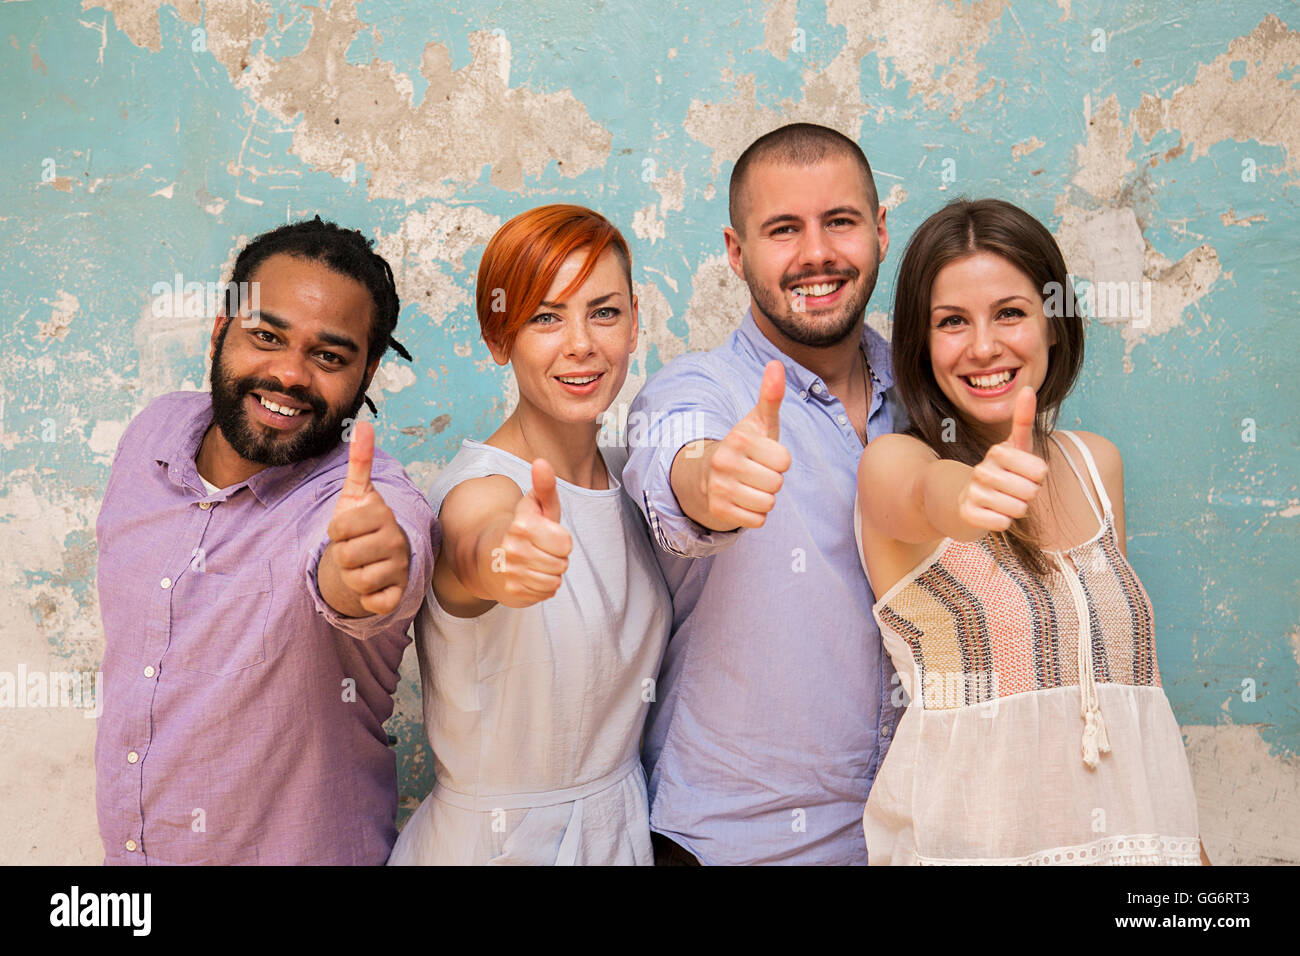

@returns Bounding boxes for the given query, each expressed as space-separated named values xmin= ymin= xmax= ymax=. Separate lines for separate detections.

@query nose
xmin=797 ymin=223 xmax=834 ymax=270
xmin=563 ymin=317 xmax=594 ymax=358
xmin=266 ymin=348 xmax=313 ymax=392
xmin=970 ymin=317 xmax=1003 ymax=361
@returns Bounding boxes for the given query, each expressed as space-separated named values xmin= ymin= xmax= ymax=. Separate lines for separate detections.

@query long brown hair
xmin=891 ymin=198 xmax=1085 ymax=575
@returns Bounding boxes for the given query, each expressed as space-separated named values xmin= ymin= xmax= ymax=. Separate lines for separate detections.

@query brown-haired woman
xmin=388 ymin=204 xmax=670 ymax=865
xmin=854 ymin=198 xmax=1208 ymax=865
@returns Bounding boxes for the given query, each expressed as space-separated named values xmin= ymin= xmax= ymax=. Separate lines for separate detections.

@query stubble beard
xmin=747 ymin=258 xmax=881 ymax=349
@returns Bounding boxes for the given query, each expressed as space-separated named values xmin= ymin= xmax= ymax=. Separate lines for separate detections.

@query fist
xmin=957 ymin=387 xmax=1049 ymax=532
xmin=704 ymin=360 xmax=792 ymax=529
xmin=326 ymin=420 xmax=411 ymax=616
xmin=495 ymin=458 xmax=573 ymax=607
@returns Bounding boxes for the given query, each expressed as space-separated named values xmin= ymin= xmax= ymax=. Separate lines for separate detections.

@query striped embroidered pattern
xmin=876 ymin=517 xmax=1159 ymax=711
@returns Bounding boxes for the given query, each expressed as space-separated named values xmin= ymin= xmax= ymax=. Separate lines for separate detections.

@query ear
xmin=723 ymin=226 xmax=746 ymax=282
xmin=361 ymin=356 xmax=381 ymax=394
xmin=875 ymin=205 xmax=890 ymax=263
xmin=209 ymin=314 xmax=232 ymax=361
xmin=484 ymin=333 xmax=511 ymax=367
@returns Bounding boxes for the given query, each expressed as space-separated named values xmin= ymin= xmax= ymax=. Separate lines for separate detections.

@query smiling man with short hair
xmin=95 ymin=218 xmax=436 ymax=864
xmin=624 ymin=123 xmax=904 ymax=865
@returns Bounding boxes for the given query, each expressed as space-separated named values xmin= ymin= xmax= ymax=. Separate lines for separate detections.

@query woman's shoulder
xmin=1060 ymin=430 xmax=1123 ymax=475
xmin=1058 ymin=430 xmax=1125 ymax=511
xmin=858 ymin=430 xmax=938 ymax=479
xmin=429 ymin=442 xmax=528 ymax=513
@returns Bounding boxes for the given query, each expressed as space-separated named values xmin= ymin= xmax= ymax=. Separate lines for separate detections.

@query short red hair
xmin=476 ymin=204 xmax=632 ymax=358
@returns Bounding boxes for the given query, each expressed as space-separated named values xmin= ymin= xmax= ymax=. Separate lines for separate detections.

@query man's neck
xmin=750 ymin=306 xmax=866 ymax=397
xmin=196 ymin=423 xmax=268 ymax=489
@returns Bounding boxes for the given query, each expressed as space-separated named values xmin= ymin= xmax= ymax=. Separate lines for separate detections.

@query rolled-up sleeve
xmin=623 ymin=355 xmax=746 ymax=560
xmin=302 ymin=463 xmax=438 ymax=640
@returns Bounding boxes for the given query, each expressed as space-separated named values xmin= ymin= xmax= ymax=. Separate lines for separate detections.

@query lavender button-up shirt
xmin=94 ymin=391 xmax=436 ymax=865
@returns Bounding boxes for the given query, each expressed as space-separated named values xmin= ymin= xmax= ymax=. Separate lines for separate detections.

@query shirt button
xmin=160 ymin=577 xmax=172 ymax=589
xmin=811 ymin=382 xmax=823 ymax=394
xmin=799 ymin=390 xmax=808 ymax=400
xmin=143 ymin=665 xmax=156 ymax=678
xmin=127 ymin=750 xmax=139 ymax=764
xmin=199 ymin=501 xmax=212 ymax=511
xmin=837 ymin=413 xmax=848 ymax=425
xmin=881 ymin=724 xmax=892 ymax=738
xmin=125 ymin=840 xmax=138 ymax=852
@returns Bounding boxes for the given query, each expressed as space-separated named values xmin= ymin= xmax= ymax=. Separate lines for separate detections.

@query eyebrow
xmin=538 ymin=291 xmax=623 ymax=309
xmin=758 ymin=206 xmax=866 ymax=231
xmin=930 ymin=294 xmax=1032 ymax=314
xmin=248 ymin=310 xmax=361 ymax=353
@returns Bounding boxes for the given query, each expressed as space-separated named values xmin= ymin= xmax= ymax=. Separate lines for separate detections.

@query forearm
xmin=669 ymin=440 xmax=736 ymax=532
xmin=919 ymin=458 xmax=987 ymax=542
xmin=455 ymin=513 xmax=516 ymax=604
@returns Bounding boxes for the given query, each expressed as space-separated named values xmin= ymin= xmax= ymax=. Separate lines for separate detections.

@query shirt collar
xmin=154 ymin=392 xmax=337 ymax=507
xmin=736 ymin=307 xmax=895 ymax=396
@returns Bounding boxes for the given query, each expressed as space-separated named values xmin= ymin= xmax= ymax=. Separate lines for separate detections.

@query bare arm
xmin=433 ymin=463 xmax=572 ymax=618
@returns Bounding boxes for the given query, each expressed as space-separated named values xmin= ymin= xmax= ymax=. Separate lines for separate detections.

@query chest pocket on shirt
xmin=167 ymin=558 xmax=272 ymax=676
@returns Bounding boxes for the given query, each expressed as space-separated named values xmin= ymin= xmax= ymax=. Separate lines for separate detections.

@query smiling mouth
xmin=790 ymin=279 xmax=847 ymax=299
xmin=961 ymin=369 xmax=1018 ymax=390
xmin=249 ymin=391 xmax=313 ymax=421
xmin=555 ymin=373 xmax=602 ymax=386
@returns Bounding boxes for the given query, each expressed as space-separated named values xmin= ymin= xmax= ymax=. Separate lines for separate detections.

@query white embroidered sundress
xmin=856 ymin=431 xmax=1201 ymax=865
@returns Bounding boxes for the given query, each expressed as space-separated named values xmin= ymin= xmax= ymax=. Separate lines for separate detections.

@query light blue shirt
xmin=623 ymin=309 xmax=902 ymax=865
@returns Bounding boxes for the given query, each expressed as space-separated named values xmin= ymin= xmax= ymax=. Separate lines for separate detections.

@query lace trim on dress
xmin=917 ymin=833 xmax=1201 ymax=866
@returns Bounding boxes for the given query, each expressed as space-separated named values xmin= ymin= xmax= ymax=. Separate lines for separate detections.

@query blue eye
xmin=530 ymin=313 xmax=559 ymax=325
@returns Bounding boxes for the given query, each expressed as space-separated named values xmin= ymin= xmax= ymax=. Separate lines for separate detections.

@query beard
xmin=747 ymin=258 xmax=880 ymax=349
xmin=209 ymin=326 xmax=366 ymax=467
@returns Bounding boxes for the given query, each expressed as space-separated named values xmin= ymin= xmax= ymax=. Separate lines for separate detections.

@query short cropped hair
xmin=475 ymin=204 xmax=632 ymax=359
xmin=728 ymin=123 xmax=880 ymax=232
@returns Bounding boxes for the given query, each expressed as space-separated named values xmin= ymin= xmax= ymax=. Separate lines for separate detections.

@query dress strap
xmin=1053 ymin=431 xmax=1112 ymax=519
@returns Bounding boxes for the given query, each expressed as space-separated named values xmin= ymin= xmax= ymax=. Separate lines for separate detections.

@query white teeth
xmin=966 ymin=370 xmax=1015 ymax=389
xmin=258 ymin=395 xmax=303 ymax=416
xmin=558 ymin=375 xmax=599 ymax=385
xmin=792 ymin=281 xmax=842 ymax=298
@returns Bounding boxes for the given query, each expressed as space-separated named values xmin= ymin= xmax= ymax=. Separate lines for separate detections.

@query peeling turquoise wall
xmin=2 ymin=0 xmax=1296 ymax=862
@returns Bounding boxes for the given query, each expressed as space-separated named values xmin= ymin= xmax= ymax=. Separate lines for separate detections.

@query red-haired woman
xmin=854 ymin=198 xmax=1207 ymax=865
xmin=388 ymin=205 xmax=670 ymax=865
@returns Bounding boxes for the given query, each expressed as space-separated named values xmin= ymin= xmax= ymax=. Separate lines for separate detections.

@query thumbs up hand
xmin=956 ymin=387 xmax=1049 ymax=533
xmin=324 ymin=420 xmax=411 ymax=616
xmin=700 ymin=360 xmax=793 ymax=530
xmin=495 ymin=458 xmax=573 ymax=607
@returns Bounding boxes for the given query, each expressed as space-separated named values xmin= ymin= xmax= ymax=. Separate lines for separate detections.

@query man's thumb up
xmin=752 ymin=360 xmax=786 ymax=441
xmin=335 ymin=419 xmax=375 ymax=513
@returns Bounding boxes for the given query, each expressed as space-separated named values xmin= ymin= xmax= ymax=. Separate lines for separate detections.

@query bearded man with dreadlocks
xmin=94 ymin=218 xmax=437 ymax=865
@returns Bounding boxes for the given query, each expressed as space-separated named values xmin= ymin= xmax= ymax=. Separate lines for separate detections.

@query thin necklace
xmin=857 ymin=347 xmax=870 ymax=444
xmin=516 ymin=413 xmax=607 ymax=489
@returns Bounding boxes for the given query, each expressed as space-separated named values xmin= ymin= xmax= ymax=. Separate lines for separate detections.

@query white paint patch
xmin=685 ymin=255 xmax=751 ymax=354
xmin=87 ymin=419 xmax=128 ymax=465
xmin=373 ymin=203 xmax=499 ymax=329
xmin=39 ymin=291 xmax=79 ymax=341
xmin=1182 ymin=723 xmax=1300 ymax=864
xmin=1072 ymin=94 xmax=1136 ymax=202
xmin=1011 ymin=135 xmax=1045 ymax=160
xmin=762 ymin=0 xmax=800 ymax=62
